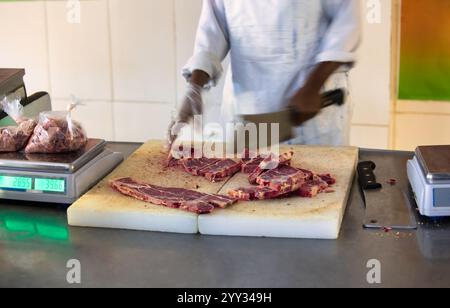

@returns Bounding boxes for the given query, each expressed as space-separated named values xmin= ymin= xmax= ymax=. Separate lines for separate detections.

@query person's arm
xmin=168 ymin=0 xmax=229 ymax=147
xmin=290 ymin=0 xmax=361 ymax=125
xmin=182 ymin=0 xmax=230 ymax=88
xmin=290 ymin=62 xmax=343 ymax=124
xmin=190 ymin=70 xmax=211 ymax=89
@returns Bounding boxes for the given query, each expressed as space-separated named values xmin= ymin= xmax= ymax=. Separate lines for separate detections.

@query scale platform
xmin=0 ymin=139 xmax=123 ymax=204
xmin=408 ymin=145 xmax=450 ymax=217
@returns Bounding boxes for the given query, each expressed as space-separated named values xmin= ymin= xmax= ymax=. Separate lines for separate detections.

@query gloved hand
xmin=167 ymin=83 xmax=204 ymax=149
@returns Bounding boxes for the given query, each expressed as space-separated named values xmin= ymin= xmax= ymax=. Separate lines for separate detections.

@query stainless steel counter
xmin=1 ymin=143 xmax=449 ymax=288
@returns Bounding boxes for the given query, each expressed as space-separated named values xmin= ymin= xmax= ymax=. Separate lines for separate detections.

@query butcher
xmin=169 ymin=0 xmax=361 ymax=146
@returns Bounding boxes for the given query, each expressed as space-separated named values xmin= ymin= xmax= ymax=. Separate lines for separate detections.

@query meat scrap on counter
xmin=110 ymin=177 xmax=237 ymax=214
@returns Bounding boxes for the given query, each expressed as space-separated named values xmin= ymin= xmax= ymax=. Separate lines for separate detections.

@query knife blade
xmin=357 ymin=161 xmax=417 ymax=230
xmin=240 ymin=89 xmax=345 ymax=142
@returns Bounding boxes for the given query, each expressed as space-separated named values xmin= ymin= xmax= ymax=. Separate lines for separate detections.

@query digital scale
xmin=0 ymin=139 xmax=123 ymax=204
xmin=408 ymin=145 xmax=450 ymax=217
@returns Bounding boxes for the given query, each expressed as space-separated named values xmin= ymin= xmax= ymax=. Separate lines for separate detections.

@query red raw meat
xmin=228 ymin=186 xmax=289 ymax=201
xmin=248 ymin=151 xmax=294 ymax=184
xmin=110 ymin=177 xmax=237 ymax=214
xmin=168 ymin=147 xmax=242 ymax=182
xmin=299 ymin=168 xmax=314 ymax=180
xmin=319 ymin=174 xmax=336 ymax=185
xmin=297 ymin=185 xmax=321 ymax=198
xmin=240 ymin=148 xmax=257 ymax=162
xmin=181 ymin=158 xmax=220 ymax=176
xmin=0 ymin=97 xmax=37 ymax=152
xmin=199 ymin=159 xmax=242 ymax=182
xmin=297 ymin=175 xmax=330 ymax=198
xmin=256 ymin=165 xmax=308 ymax=191
xmin=25 ymin=115 xmax=87 ymax=154
xmin=0 ymin=119 xmax=37 ymax=152
xmin=241 ymin=156 xmax=264 ymax=174
xmin=166 ymin=145 xmax=195 ymax=167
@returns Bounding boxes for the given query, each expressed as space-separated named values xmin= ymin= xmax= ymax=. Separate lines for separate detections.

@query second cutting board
xmin=199 ymin=146 xmax=358 ymax=239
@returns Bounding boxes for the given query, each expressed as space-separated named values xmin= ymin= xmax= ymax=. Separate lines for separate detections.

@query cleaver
xmin=240 ymin=89 xmax=345 ymax=143
xmin=357 ymin=161 xmax=417 ymax=230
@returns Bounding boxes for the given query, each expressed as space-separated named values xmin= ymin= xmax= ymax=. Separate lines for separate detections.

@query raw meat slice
xmin=299 ymin=168 xmax=314 ymax=180
xmin=256 ymin=165 xmax=308 ymax=191
xmin=199 ymin=194 xmax=238 ymax=208
xmin=180 ymin=158 xmax=220 ymax=176
xmin=248 ymin=151 xmax=294 ymax=184
xmin=228 ymin=186 xmax=285 ymax=201
xmin=166 ymin=145 xmax=195 ymax=167
xmin=199 ymin=159 xmax=242 ymax=182
xmin=110 ymin=177 xmax=237 ymax=214
xmin=297 ymin=184 xmax=321 ymax=198
xmin=167 ymin=147 xmax=242 ymax=182
xmin=319 ymin=174 xmax=336 ymax=185
xmin=258 ymin=151 xmax=294 ymax=170
xmin=240 ymin=148 xmax=257 ymax=163
xmin=179 ymin=201 xmax=215 ymax=214
xmin=297 ymin=175 xmax=330 ymax=198
xmin=241 ymin=156 xmax=264 ymax=174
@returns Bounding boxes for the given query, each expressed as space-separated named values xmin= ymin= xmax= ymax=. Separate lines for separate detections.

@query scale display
xmin=35 ymin=178 xmax=65 ymax=193
xmin=434 ymin=188 xmax=450 ymax=208
xmin=0 ymin=175 xmax=32 ymax=190
xmin=0 ymin=175 xmax=65 ymax=193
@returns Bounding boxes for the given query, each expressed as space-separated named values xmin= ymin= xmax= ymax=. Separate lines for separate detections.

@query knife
xmin=357 ymin=161 xmax=417 ymax=230
xmin=240 ymin=89 xmax=345 ymax=142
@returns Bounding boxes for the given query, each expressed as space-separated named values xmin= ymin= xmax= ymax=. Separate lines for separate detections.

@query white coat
xmin=183 ymin=0 xmax=361 ymax=146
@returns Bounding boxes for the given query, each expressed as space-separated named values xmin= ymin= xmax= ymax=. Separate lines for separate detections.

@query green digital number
xmin=0 ymin=176 xmax=32 ymax=190
xmin=34 ymin=178 xmax=65 ymax=193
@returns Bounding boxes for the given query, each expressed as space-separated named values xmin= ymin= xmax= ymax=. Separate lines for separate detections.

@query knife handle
xmin=357 ymin=161 xmax=382 ymax=190
xmin=321 ymin=89 xmax=345 ymax=108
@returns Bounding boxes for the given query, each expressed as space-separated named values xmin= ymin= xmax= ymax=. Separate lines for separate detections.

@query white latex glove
xmin=167 ymin=83 xmax=203 ymax=149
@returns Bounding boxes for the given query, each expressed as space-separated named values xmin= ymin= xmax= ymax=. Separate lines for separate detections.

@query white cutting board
xmin=67 ymin=141 xmax=226 ymax=234
xmin=199 ymin=146 xmax=358 ymax=239
xmin=68 ymin=141 xmax=358 ymax=239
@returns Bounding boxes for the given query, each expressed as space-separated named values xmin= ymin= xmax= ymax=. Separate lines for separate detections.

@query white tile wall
xmin=175 ymin=0 xmax=229 ymax=124
xmin=46 ymin=0 xmax=112 ymax=100
xmin=109 ymin=0 xmax=176 ymax=103
xmin=52 ymin=100 xmax=115 ymax=141
xmin=350 ymin=0 xmax=392 ymax=126
xmin=0 ymin=0 xmax=398 ymax=147
xmin=0 ymin=1 xmax=49 ymax=95
xmin=350 ymin=125 xmax=390 ymax=149
xmin=174 ymin=0 xmax=202 ymax=103
xmin=113 ymin=102 xmax=173 ymax=142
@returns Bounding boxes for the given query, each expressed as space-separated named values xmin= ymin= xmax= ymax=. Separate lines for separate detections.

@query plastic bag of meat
xmin=0 ymin=96 xmax=37 ymax=152
xmin=25 ymin=102 xmax=88 ymax=154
